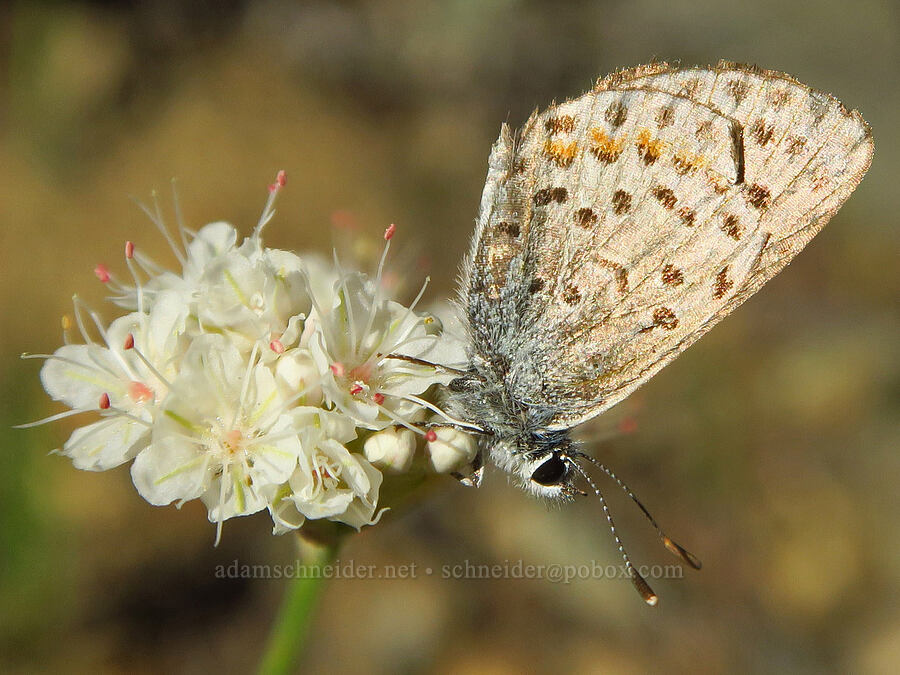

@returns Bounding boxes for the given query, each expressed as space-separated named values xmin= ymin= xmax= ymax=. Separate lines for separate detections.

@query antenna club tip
xmin=630 ymin=569 xmax=659 ymax=606
xmin=384 ymin=223 xmax=396 ymax=240
xmin=663 ymin=536 xmax=703 ymax=570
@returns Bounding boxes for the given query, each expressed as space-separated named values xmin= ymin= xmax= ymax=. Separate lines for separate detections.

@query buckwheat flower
xmin=32 ymin=291 xmax=187 ymax=470
xmin=131 ymin=334 xmax=302 ymax=542
xmin=109 ymin=220 xmax=240 ymax=313
xmin=133 ymin=223 xmax=314 ymax=356
xmin=306 ymin=227 xmax=461 ymax=432
xmin=267 ymin=407 xmax=382 ymax=533
xmin=111 ymin=178 xmax=313 ymax=359
xmin=204 ymin=234 xmax=316 ymax=333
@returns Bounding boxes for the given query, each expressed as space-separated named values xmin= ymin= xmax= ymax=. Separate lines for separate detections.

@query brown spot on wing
xmin=713 ymin=267 xmax=734 ymax=299
xmin=545 ymin=115 xmax=576 ymax=134
xmin=615 ymin=268 xmax=628 ymax=294
xmin=708 ymin=174 xmax=731 ymax=195
xmin=745 ymin=183 xmax=772 ymax=209
xmin=533 ymin=187 xmax=568 ymax=206
xmin=652 ymin=307 xmax=679 ymax=330
xmin=680 ymin=78 xmax=701 ymax=97
xmin=721 ymin=213 xmax=743 ymax=240
xmin=727 ymin=79 xmax=750 ymax=104
xmin=612 ymin=190 xmax=632 ymax=214
xmin=696 ymin=120 xmax=714 ymax=141
xmin=787 ymin=135 xmax=807 ymax=155
xmin=549 ymin=187 xmax=568 ymax=203
xmin=656 ymin=105 xmax=675 ymax=128
xmin=562 ymin=284 xmax=581 ymax=305
xmin=750 ymin=119 xmax=775 ymax=146
xmin=651 ymin=185 xmax=677 ymax=209
xmin=495 ymin=221 xmax=520 ymax=237
xmin=597 ymin=258 xmax=629 ymax=294
xmin=661 ymin=264 xmax=684 ymax=286
xmin=768 ymin=88 xmax=792 ymax=109
xmin=605 ymin=100 xmax=628 ymax=128
xmin=529 ymin=277 xmax=546 ymax=294
xmin=673 ymin=150 xmax=705 ymax=175
xmin=574 ymin=208 xmax=598 ymax=228
xmin=678 ymin=206 xmax=696 ymax=226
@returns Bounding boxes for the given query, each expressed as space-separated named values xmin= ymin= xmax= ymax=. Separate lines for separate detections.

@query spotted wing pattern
xmin=461 ymin=62 xmax=873 ymax=428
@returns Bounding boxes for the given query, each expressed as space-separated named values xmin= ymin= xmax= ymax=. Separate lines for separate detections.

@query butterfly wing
xmin=461 ymin=62 xmax=873 ymax=429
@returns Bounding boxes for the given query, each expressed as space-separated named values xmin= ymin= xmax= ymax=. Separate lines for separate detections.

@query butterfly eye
xmin=530 ymin=454 xmax=568 ymax=486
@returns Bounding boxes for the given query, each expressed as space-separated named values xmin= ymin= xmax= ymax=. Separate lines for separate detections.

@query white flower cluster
xmin=29 ymin=173 xmax=477 ymax=542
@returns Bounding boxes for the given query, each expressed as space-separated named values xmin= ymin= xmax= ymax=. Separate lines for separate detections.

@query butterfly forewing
xmin=463 ymin=62 xmax=872 ymax=429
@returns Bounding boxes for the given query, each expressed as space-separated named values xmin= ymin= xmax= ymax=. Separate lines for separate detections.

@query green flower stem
xmin=257 ymin=535 xmax=340 ymax=675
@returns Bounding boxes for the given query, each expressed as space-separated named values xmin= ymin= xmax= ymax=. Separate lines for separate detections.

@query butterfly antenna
xmin=567 ymin=459 xmax=659 ymax=606
xmin=571 ymin=451 xmax=701 ymax=570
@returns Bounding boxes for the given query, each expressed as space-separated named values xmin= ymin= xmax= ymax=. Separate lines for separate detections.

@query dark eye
xmin=530 ymin=455 xmax=567 ymax=486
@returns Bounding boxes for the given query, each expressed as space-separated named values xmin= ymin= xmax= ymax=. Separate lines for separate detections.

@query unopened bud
xmin=426 ymin=427 xmax=478 ymax=474
xmin=364 ymin=427 xmax=416 ymax=473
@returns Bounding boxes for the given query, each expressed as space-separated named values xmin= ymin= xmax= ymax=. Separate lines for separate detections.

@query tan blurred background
xmin=1 ymin=1 xmax=898 ymax=672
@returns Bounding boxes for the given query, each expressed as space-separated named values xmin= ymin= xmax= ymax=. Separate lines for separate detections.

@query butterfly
xmin=439 ymin=61 xmax=872 ymax=604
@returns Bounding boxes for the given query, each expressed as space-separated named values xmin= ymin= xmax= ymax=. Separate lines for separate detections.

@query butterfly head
xmin=490 ymin=432 xmax=583 ymax=500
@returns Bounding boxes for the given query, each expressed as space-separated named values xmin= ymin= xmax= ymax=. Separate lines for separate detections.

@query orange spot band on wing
xmin=589 ymin=128 xmax=624 ymax=162
xmin=636 ymin=128 xmax=665 ymax=165
xmin=543 ymin=140 xmax=579 ymax=167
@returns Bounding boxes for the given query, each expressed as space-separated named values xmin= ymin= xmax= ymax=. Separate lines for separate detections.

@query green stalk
xmin=257 ymin=537 xmax=338 ymax=675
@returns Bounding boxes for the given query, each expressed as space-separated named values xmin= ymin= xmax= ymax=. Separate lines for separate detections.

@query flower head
xmin=25 ymin=172 xmax=475 ymax=542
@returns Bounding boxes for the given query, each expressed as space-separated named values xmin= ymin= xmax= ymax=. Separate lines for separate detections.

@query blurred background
xmin=1 ymin=0 xmax=897 ymax=672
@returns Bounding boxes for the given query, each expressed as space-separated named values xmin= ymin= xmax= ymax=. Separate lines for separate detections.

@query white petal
xmin=249 ymin=421 xmax=302 ymax=486
xmin=40 ymin=344 xmax=126 ymax=410
xmin=185 ymin=222 xmax=238 ymax=275
xmin=293 ymin=488 xmax=354 ymax=520
xmin=245 ymin=364 xmax=282 ymax=431
xmin=280 ymin=314 xmax=306 ymax=348
xmin=418 ymin=302 xmax=469 ymax=368
xmin=64 ymin=417 xmax=150 ymax=471
xmin=198 ymin=252 xmax=265 ymax=329
xmin=201 ymin=472 xmax=268 ymax=521
xmin=333 ymin=461 xmax=384 ymax=529
xmin=146 ymin=290 xmax=189 ymax=354
xmin=268 ymin=486 xmax=306 ymax=534
xmin=131 ymin=435 xmax=209 ymax=506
